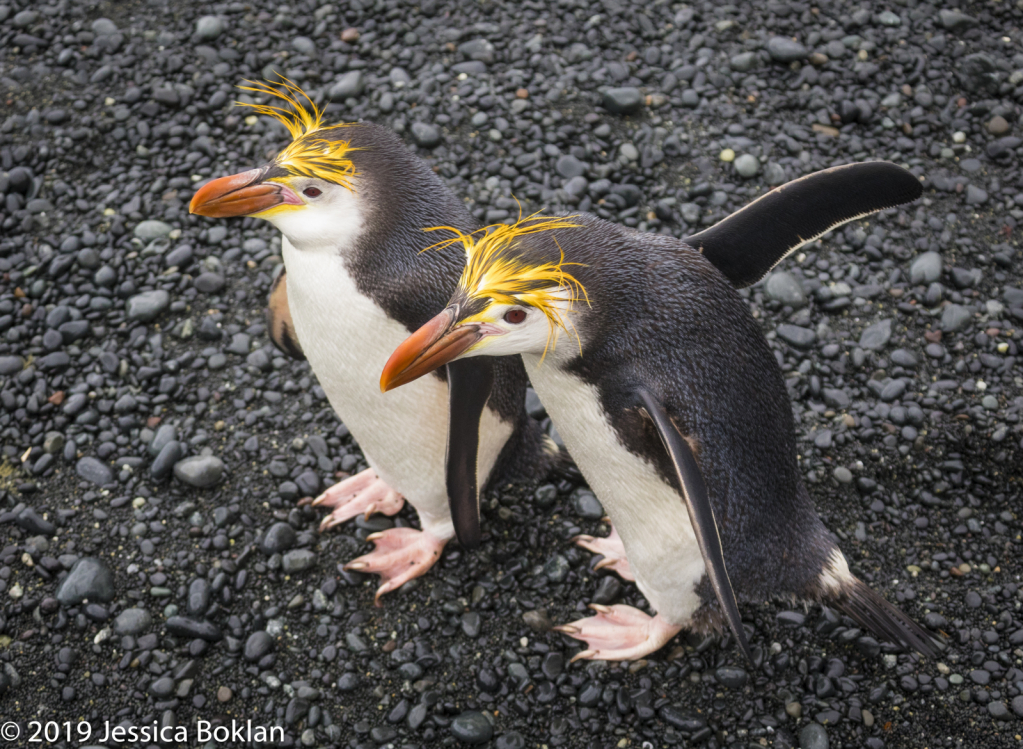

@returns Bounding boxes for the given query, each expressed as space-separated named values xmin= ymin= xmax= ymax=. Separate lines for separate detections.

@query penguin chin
xmin=264 ymin=187 xmax=364 ymax=253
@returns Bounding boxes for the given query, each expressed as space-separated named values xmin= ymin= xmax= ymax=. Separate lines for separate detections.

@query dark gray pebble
xmin=56 ymin=557 xmax=115 ymax=605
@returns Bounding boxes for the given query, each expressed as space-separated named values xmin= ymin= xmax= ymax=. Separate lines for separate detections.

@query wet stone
xmin=188 ymin=578 xmax=210 ymax=615
xmin=57 ymin=557 xmax=116 ymax=605
xmin=776 ymin=324 xmax=816 ymax=349
xmin=859 ymin=319 xmax=892 ymax=351
xmin=195 ymin=15 xmax=224 ymax=40
xmin=263 ymin=522 xmax=297 ymax=554
xmin=544 ymin=555 xmax=570 ymax=582
xmin=0 ymin=356 xmax=24 ymax=375
xmin=411 ymin=122 xmax=442 ymax=148
xmin=496 ymin=733 xmax=526 ymax=749
xmin=113 ymin=608 xmax=152 ymax=635
xmin=173 ymin=455 xmax=224 ymax=488
xmin=134 ymin=220 xmax=173 ymax=240
xmin=910 ymin=251 xmax=943 ymax=284
xmin=799 ymin=722 xmax=830 ymax=749
xmin=734 ymin=154 xmax=760 ymax=178
xmin=76 ymin=457 xmax=113 ymax=486
xmin=602 ymin=87 xmax=643 ymax=115
xmin=571 ymin=489 xmax=604 ymax=519
xmin=126 ymin=290 xmax=171 ymax=322
xmin=765 ymin=272 xmax=807 ymax=308
xmin=194 ymin=272 xmax=225 ymax=293
xmin=244 ymin=631 xmax=274 ymax=662
xmin=450 ymin=711 xmax=494 ymax=744
xmin=767 ymin=37 xmax=808 ymax=62
xmin=715 ymin=666 xmax=748 ymax=688
xmin=329 ymin=70 xmax=366 ymax=100
xmin=591 ymin=575 xmax=622 ymax=605
xmin=165 ymin=616 xmax=223 ymax=641
xmin=941 ymin=304 xmax=973 ymax=332
xmin=282 ymin=550 xmax=316 ymax=573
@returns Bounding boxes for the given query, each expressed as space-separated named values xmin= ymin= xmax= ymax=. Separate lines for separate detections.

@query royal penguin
xmin=380 ymin=162 xmax=939 ymax=661
xmin=190 ymin=80 xmax=561 ymax=602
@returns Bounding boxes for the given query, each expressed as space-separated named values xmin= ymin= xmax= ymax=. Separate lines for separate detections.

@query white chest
xmin=281 ymin=238 xmax=512 ymax=538
xmin=524 ymin=355 xmax=707 ymax=625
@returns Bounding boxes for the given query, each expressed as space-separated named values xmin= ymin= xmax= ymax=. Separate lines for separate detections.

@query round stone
xmin=450 ymin=711 xmax=493 ymax=744
xmin=173 ymin=455 xmax=224 ymax=488
xmin=113 ymin=608 xmax=152 ymax=635
xmin=329 ymin=70 xmax=366 ymax=100
xmin=76 ymin=457 xmax=113 ymax=486
xmin=765 ymin=271 xmax=807 ymax=308
xmin=767 ymin=37 xmax=808 ymax=62
xmin=244 ymin=631 xmax=274 ymax=662
xmin=833 ymin=467 xmax=853 ymax=483
xmin=714 ymin=666 xmax=748 ymax=689
xmin=126 ymin=290 xmax=171 ymax=322
xmin=133 ymin=220 xmax=173 ymax=240
xmin=734 ymin=154 xmax=760 ymax=178
xmin=194 ymin=272 xmax=225 ymax=295
xmin=601 ymin=87 xmax=643 ymax=115
xmin=195 ymin=15 xmax=225 ymax=40
xmin=411 ymin=122 xmax=442 ymax=148
xmin=798 ymin=722 xmax=829 ymax=749
xmin=262 ymin=522 xmax=298 ymax=554
xmin=571 ymin=489 xmax=604 ymax=520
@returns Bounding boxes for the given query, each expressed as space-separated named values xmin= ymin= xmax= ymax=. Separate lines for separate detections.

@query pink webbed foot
xmin=554 ymin=604 xmax=683 ymax=662
xmin=310 ymin=468 xmax=405 ymax=531
xmin=573 ymin=524 xmax=635 ymax=582
xmin=344 ymin=528 xmax=447 ymax=606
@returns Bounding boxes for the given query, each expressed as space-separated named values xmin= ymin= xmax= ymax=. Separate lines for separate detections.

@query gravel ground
xmin=2 ymin=0 xmax=1023 ymax=748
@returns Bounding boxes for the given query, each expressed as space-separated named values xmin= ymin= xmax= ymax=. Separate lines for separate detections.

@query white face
xmin=256 ymin=176 xmax=363 ymax=253
xmin=462 ymin=293 xmax=580 ymax=361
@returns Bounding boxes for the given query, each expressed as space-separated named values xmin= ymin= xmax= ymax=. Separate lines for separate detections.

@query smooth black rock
xmin=450 ymin=711 xmax=493 ymax=744
xmin=244 ymin=630 xmax=274 ymax=662
xmin=56 ymin=557 xmax=116 ymax=605
xmin=166 ymin=616 xmax=223 ymax=641
xmin=602 ymin=87 xmax=643 ymax=115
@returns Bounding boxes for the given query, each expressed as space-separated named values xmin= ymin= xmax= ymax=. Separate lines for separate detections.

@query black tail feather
xmin=833 ymin=577 xmax=942 ymax=658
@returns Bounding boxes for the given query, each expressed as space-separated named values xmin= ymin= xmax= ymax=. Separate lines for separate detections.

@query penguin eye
xmin=504 ymin=309 xmax=527 ymax=324
xmin=303 ymin=187 xmax=323 ymax=198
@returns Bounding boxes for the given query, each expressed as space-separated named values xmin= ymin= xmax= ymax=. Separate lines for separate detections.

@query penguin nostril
xmin=504 ymin=309 xmax=526 ymax=324
xmin=303 ymin=187 xmax=322 ymax=198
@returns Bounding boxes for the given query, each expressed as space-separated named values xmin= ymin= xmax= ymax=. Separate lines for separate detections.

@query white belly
xmin=525 ymin=355 xmax=706 ymax=626
xmin=283 ymin=238 xmax=513 ymax=539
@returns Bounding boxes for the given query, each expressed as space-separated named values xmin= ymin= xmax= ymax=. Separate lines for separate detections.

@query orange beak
xmin=380 ymin=308 xmax=483 ymax=392
xmin=189 ymin=168 xmax=302 ymax=217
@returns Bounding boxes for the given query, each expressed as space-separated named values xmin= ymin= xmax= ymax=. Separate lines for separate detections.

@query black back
xmin=521 ymin=215 xmax=835 ymax=602
xmin=336 ymin=124 xmax=552 ymax=483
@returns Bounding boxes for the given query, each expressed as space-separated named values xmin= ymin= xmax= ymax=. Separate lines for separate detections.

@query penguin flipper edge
xmin=636 ymin=388 xmax=753 ymax=665
xmin=445 ymin=358 xmax=495 ymax=550
xmin=685 ymin=161 xmax=923 ymax=288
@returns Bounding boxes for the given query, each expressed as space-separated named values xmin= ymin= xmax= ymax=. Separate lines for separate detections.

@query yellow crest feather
xmin=236 ymin=77 xmax=360 ymax=189
xmin=423 ymin=211 xmax=587 ymax=353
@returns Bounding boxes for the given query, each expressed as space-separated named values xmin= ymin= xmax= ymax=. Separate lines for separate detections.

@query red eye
xmin=303 ymin=187 xmax=322 ymax=198
xmin=504 ymin=309 xmax=526 ymax=324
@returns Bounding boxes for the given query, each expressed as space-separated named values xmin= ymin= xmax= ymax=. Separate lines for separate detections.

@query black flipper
xmin=636 ymin=388 xmax=753 ymax=665
xmin=445 ymin=358 xmax=495 ymax=550
xmin=833 ymin=577 xmax=942 ymax=657
xmin=685 ymin=162 xmax=923 ymax=288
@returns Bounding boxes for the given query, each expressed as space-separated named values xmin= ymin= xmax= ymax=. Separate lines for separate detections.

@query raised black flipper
xmin=267 ymin=269 xmax=306 ymax=360
xmin=685 ymin=162 xmax=923 ymax=288
xmin=445 ymin=358 xmax=495 ymax=550
xmin=636 ymin=387 xmax=753 ymax=665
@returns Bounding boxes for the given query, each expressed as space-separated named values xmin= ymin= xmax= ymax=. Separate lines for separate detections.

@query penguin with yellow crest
xmin=381 ymin=163 xmax=939 ymax=661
